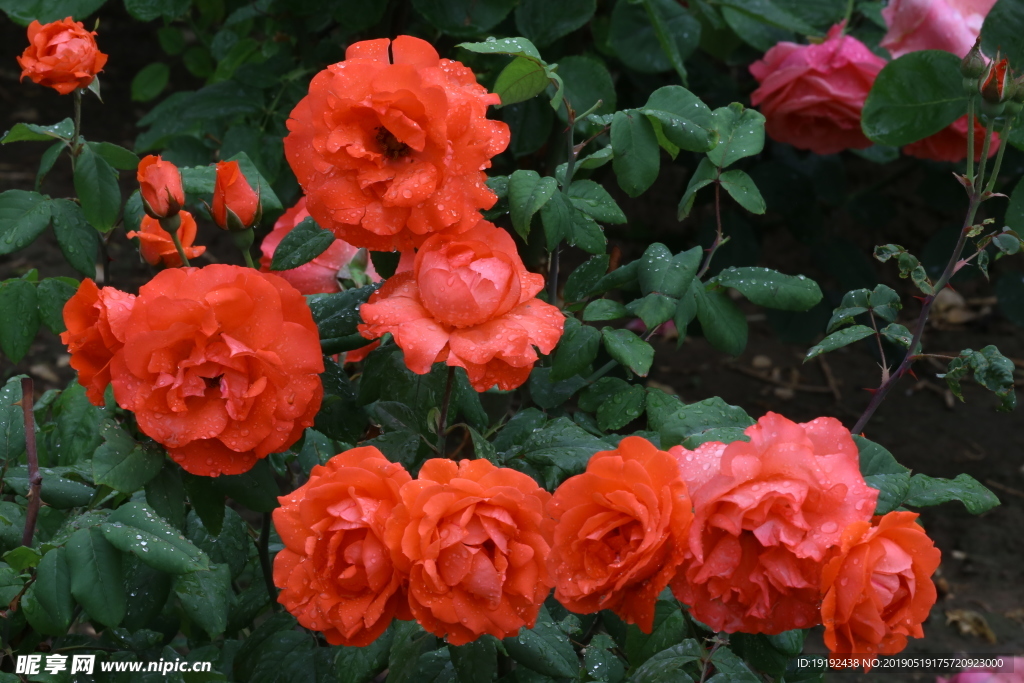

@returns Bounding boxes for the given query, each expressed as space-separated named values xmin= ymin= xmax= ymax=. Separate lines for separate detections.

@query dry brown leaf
xmin=945 ymin=609 xmax=998 ymax=643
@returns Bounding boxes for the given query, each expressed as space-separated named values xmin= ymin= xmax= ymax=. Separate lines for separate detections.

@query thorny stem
xmin=974 ymin=127 xmax=995 ymax=193
xmin=258 ymin=512 xmax=278 ymax=610
xmin=966 ymin=98 xmax=976 ymax=185
xmin=437 ymin=366 xmax=456 ymax=456
xmin=70 ymin=89 xmax=83 ymax=171
xmin=699 ymin=640 xmax=725 ymax=683
xmin=696 ymin=174 xmax=725 ymax=279
xmin=20 ymin=378 xmax=41 ymax=548
xmin=868 ymin=310 xmax=889 ymax=378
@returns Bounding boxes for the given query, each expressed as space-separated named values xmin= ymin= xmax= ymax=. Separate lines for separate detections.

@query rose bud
xmin=212 ymin=160 xmax=261 ymax=231
xmin=138 ymin=155 xmax=184 ymax=219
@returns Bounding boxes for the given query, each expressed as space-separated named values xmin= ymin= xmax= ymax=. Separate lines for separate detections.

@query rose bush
xmin=0 ymin=2 xmax=1018 ymax=681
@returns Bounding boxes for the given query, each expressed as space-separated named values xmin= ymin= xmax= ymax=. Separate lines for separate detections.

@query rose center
xmin=375 ymin=127 xmax=409 ymax=160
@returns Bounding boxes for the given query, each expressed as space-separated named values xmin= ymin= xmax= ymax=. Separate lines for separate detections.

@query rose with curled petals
xmin=18 ymin=18 xmax=107 ymax=95
xmin=273 ymin=446 xmax=413 ymax=646
xmin=383 ymin=458 xmax=554 ymax=645
xmin=61 ymin=279 xmax=136 ymax=405
xmin=669 ymin=412 xmax=878 ymax=634
xmin=358 ymin=221 xmax=563 ymax=391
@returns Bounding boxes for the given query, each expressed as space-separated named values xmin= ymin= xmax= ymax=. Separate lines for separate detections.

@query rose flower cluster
xmin=275 ymin=414 xmax=941 ymax=668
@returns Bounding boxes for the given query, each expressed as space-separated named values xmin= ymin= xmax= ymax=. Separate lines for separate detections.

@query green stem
xmin=696 ymin=172 xmax=725 ymax=279
xmin=984 ymin=120 xmax=1011 ymax=195
xmin=70 ymin=89 xmax=83 ymax=171
xmin=258 ymin=512 xmax=279 ymax=610
xmin=437 ymin=366 xmax=455 ymax=456
xmin=966 ymin=98 xmax=976 ymax=185
xmin=170 ymin=230 xmax=191 ymax=267
xmin=840 ymin=0 xmax=856 ymax=33
xmin=549 ymin=102 xmax=579 ymax=306
xmin=232 ymin=229 xmax=257 ymax=268
xmin=974 ymin=127 xmax=995 ymax=193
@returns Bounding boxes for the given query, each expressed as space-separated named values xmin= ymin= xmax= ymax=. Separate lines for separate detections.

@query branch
xmin=20 ymin=378 xmax=41 ymax=548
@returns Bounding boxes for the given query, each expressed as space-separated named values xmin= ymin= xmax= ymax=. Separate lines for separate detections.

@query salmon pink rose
xmin=358 ymin=221 xmax=563 ymax=391
xmin=138 ymin=155 xmax=184 ymax=219
xmin=383 ymin=458 xmax=554 ymax=645
xmin=750 ymin=25 xmax=885 ymax=155
xmin=669 ymin=412 xmax=878 ymax=634
xmin=547 ymin=436 xmax=693 ymax=632
xmin=903 ymin=115 xmax=999 ymax=163
xmin=259 ymin=197 xmax=379 ymax=295
xmin=108 ymin=265 xmax=323 ymax=476
xmin=61 ymin=279 xmax=136 ymax=405
xmin=821 ymin=511 xmax=941 ymax=669
xmin=18 ymin=18 xmax=107 ymax=95
xmin=881 ymin=0 xmax=997 ymax=58
xmin=273 ymin=446 xmax=413 ymax=646
xmin=284 ymin=35 xmax=509 ymax=251
xmin=127 ymin=211 xmax=205 ymax=268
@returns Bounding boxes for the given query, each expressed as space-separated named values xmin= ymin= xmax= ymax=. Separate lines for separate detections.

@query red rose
xmin=60 ymin=279 xmax=136 ymax=405
xmin=138 ymin=155 xmax=184 ymax=219
xmin=903 ymin=115 xmax=1000 ymax=162
xmin=17 ymin=18 xmax=107 ymax=95
xmin=212 ymin=161 xmax=260 ymax=230
xmin=383 ymin=458 xmax=554 ymax=645
xmin=881 ymin=0 xmax=996 ymax=58
xmin=127 ymin=211 xmax=205 ymax=268
xmin=258 ymin=197 xmax=379 ymax=295
xmin=547 ymin=436 xmax=693 ymax=632
xmin=669 ymin=413 xmax=878 ymax=634
xmin=821 ymin=511 xmax=941 ymax=669
xmin=358 ymin=221 xmax=563 ymax=391
xmin=107 ymin=265 xmax=323 ymax=476
xmin=750 ymin=25 xmax=886 ymax=155
xmin=273 ymin=446 xmax=413 ymax=646
xmin=284 ymin=35 xmax=510 ymax=251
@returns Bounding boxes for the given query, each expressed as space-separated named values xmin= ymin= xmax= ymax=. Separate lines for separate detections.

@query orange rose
xmin=17 ymin=18 xmax=107 ymax=95
xmin=212 ymin=161 xmax=260 ymax=230
xmin=273 ymin=446 xmax=413 ymax=646
xmin=138 ymin=155 xmax=184 ymax=219
xmin=106 ymin=265 xmax=323 ymax=476
xmin=547 ymin=436 xmax=693 ymax=632
xmin=358 ymin=221 xmax=563 ymax=391
xmin=821 ymin=511 xmax=941 ymax=669
xmin=127 ymin=211 xmax=205 ymax=268
xmin=284 ymin=35 xmax=510 ymax=251
xmin=258 ymin=197 xmax=379 ymax=295
xmin=60 ymin=279 xmax=135 ymax=405
xmin=383 ymin=458 xmax=554 ymax=645
xmin=670 ymin=413 xmax=879 ymax=634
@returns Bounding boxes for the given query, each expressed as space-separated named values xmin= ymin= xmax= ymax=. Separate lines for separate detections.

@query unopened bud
xmin=961 ymin=38 xmax=987 ymax=79
xmin=980 ymin=56 xmax=1010 ymax=104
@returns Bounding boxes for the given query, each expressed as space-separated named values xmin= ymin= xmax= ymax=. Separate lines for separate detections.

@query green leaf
xmin=647 ymin=391 xmax=754 ymax=448
xmin=804 ymin=325 xmax=875 ymax=361
xmin=213 ymin=459 xmax=280 ymax=512
xmin=52 ymin=381 xmax=104 ymax=464
xmin=583 ymin=299 xmax=628 ymax=321
xmin=695 ymin=286 xmax=748 ymax=356
xmin=540 ymin=192 xmax=607 ymax=254
xmin=450 ymin=636 xmax=498 ymax=683
xmin=388 ymin=621 xmax=436 ymax=683
xmin=145 ymin=463 xmax=186 ymax=529
xmin=0 ymin=189 xmax=52 ymax=255
xmin=627 ymin=293 xmax=677 ymax=330
xmin=336 ymin=625 xmax=394 ymax=683
xmin=861 ymin=51 xmax=966 ymax=146
xmin=50 ymin=199 xmax=98 ymax=278
xmin=508 ymin=170 xmax=558 ymax=239
xmin=186 ymin=507 xmax=250 ymax=580
xmin=602 ymin=328 xmax=655 ymax=376
xmin=412 ymin=0 xmax=515 ymax=36
xmin=631 ymin=640 xmax=703 ymax=682
xmin=565 ymin=255 xmax=610 ymax=303
xmin=558 ymin=54 xmax=617 ymax=124
xmin=997 ymin=271 xmax=1024 ymax=327
xmin=719 ymin=169 xmax=766 ymax=214
xmin=568 ymin=180 xmax=626 ymax=224
xmin=515 ymin=0 xmax=596 ymax=47
xmin=516 ymin=417 xmax=606 ymax=488
xmin=174 ymin=563 xmax=232 ymax=637
xmin=584 ymin=634 xmax=626 ymax=683
xmin=624 ymin=599 xmax=689 ymax=666
xmin=903 ymin=473 xmax=1000 ymax=514
xmin=494 ymin=56 xmax=550 ymax=107
xmin=609 ymin=0 xmax=701 ymax=74
xmin=551 ymin=318 xmax=601 ymax=381
xmin=855 ymin=435 xmax=911 ymax=515
xmin=716 ymin=0 xmax=818 ymax=34
xmin=612 ymin=110 xmax=661 ymax=197
xmin=715 ymin=267 xmax=822 ymax=311
xmin=87 ymin=141 xmax=140 ymax=170
xmin=0 ymin=279 xmax=39 ymax=362
xmin=66 ymin=526 xmax=126 ymax=628
xmin=106 ymin=501 xmax=210 ymax=573
xmin=92 ymin=420 xmax=165 ymax=493
xmin=940 ymin=345 xmax=1017 ymax=411
xmin=1 ymin=119 xmax=73 ymax=143
xmin=458 ymin=37 xmax=542 ymax=60
xmin=270 ymin=217 xmax=335 ymax=271
xmin=36 ymin=141 xmax=65 ymax=191
xmin=710 ymin=646 xmax=761 ymax=682
xmin=308 ymin=285 xmax=378 ymax=354
xmin=678 ymin=157 xmax=718 ymax=219
xmin=981 ymin=0 xmax=1024 ymax=71
xmin=504 ymin=605 xmax=578 ymax=678
xmin=124 ymin=0 xmax=190 ymax=21
xmin=880 ymin=322 xmax=913 ymax=348
xmin=74 ymin=144 xmax=121 ymax=231
xmin=3 ymin=546 xmax=41 ymax=571
xmin=0 ymin=376 xmax=26 ymax=464
xmin=596 ymin=384 xmax=647 ymax=431
xmin=528 ymin=367 xmax=588 ymax=410
xmin=5 ymin=466 xmax=95 ymax=508
xmin=706 ymin=103 xmax=766 ymax=168
xmin=638 ymin=244 xmax=702 ymax=298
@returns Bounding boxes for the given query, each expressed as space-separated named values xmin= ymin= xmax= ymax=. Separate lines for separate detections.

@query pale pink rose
xmin=259 ymin=197 xmax=379 ymax=295
xmin=881 ymin=0 xmax=997 ymax=58
xmin=937 ymin=658 xmax=1024 ymax=683
xmin=750 ymin=25 xmax=886 ymax=155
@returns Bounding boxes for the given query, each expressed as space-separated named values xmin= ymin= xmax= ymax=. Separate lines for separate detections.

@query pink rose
xmin=750 ymin=25 xmax=886 ymax=155
xmin=881 ymin=0 xmax=997 ymax=59
xmin=259 ymin=197 xmax=379 ymax=295
xmin=937 ymin=658 xmax=1024 ymax=683
xmin=903 ymin=115 xmax=999 ymax=163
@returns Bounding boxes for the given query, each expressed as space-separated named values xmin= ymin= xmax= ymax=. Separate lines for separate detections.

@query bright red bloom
xmin=258 ymin=197 xmax=379 ymax=295
xmin=107 ymin=265 xmax=323 ymax=476
xmin=903 ymin=115 xmax=1000 ymax=162
xmin=127 ymin=211 xmax=205 ymax=268
xmin=284 ymin=35 xmax=510 ymax=251
xmin=821 ymin=511 xmax=941 ymax=669
xmin=383 ymin=458 xmax=554 ymax=645
xmin=17 ymin=18 xmax=107 ymax=95
xmin=138 ymin=155 xmax=184 ymax=219
xmin=212 ymin=161 xmax=260 ymax=230
xmin=273 ymin=446 xmax=413 ymax=646
xmin=750 ymin=25 xmax=886 ymax=155
xmin=358 ymin=221 xmax=563 ymax=391
xmin=547 ymin=436 xmax=693 ymax=632
xmin=60 ymin=279 xmax=136 ymax=405
xmin=669 ymin=413 xmax=878 ymax=634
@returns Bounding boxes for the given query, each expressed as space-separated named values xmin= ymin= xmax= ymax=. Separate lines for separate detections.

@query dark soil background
xmin=1 ymin=7 xmax=1022 ymax=683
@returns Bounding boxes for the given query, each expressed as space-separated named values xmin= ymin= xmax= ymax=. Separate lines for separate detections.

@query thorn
xmin=907 ymin=368 xmax=918 ymax=380
xmin=863 ymin=387 xmax=877 ymax=395
xmin=945 ymin=281 xmax=957 ymax=291
xmin=912 ymin=295 xmax=928 ymax=303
